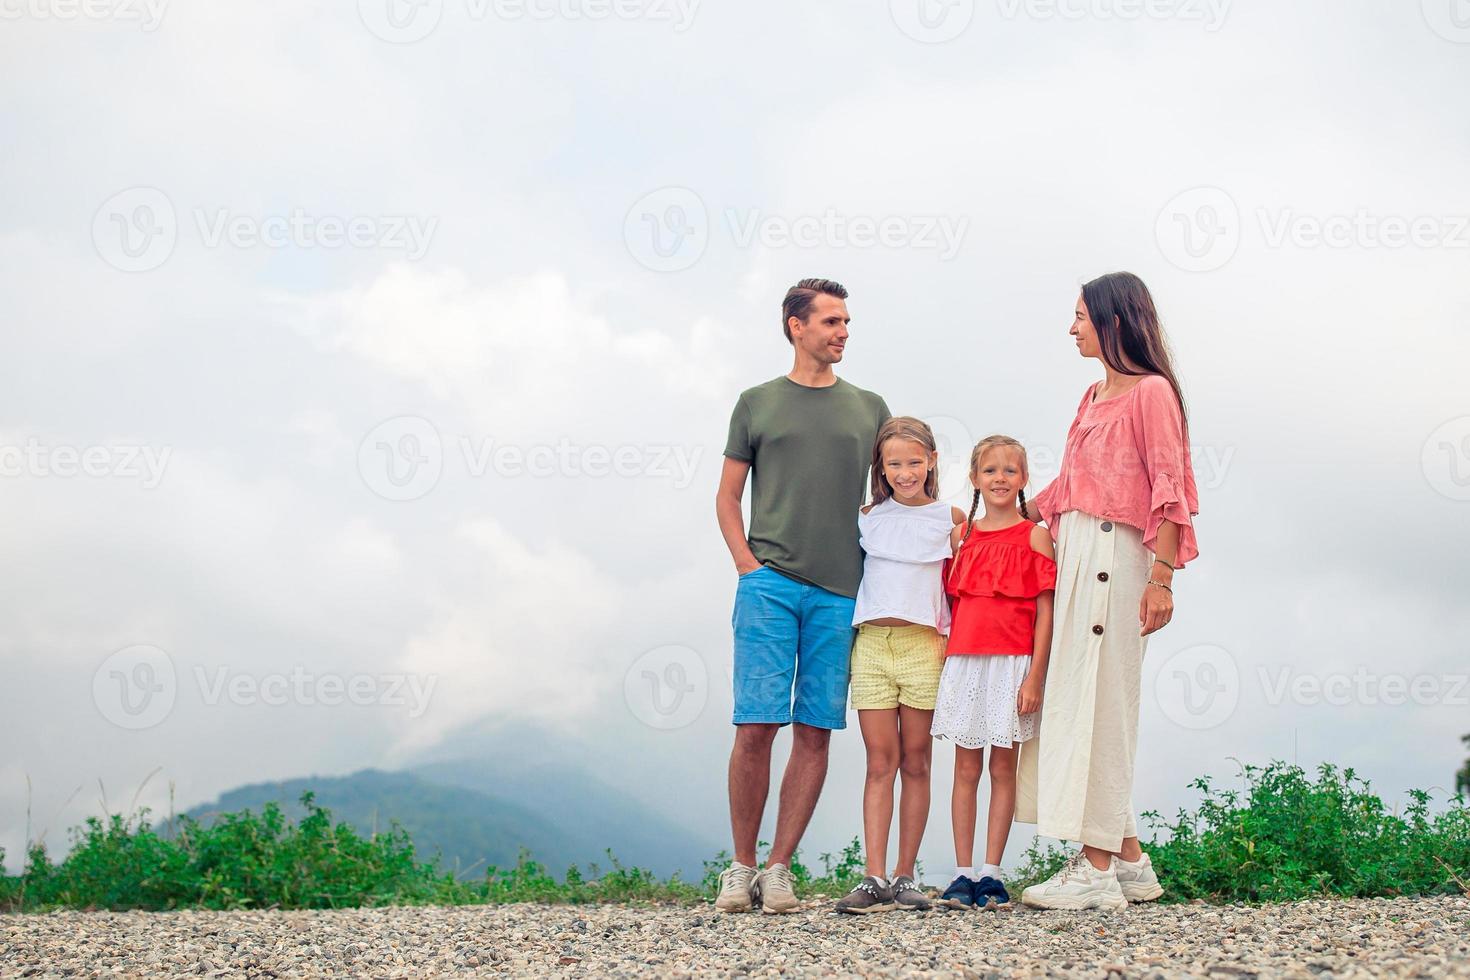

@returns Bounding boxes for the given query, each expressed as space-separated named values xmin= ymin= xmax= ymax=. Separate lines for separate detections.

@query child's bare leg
xmin=892 ymin=705 xmax=933 ymax=879
xmin=857 ymin=708 xmax=900 ymax=878
xmin=984 ymin=744 xmax=1018 ymax=866
xmin=951 ymin=746 xmax=984 ymax=868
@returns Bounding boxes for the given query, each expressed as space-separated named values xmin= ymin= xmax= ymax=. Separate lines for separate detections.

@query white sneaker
xmin=1114 ymin=852 xmax=1164 ymax=902
xmin=715 ymin=862 xmax=757 ymax=912
xmin=1020 ymin=852 xmax=1128 ymax=911
xmin=753 ymin=862 xmax=801 ymax=914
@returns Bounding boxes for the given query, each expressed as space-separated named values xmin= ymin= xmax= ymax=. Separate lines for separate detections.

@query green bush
xmin=5 ymin=761 xmax=1466 ymax=911
xmin=1012 ymin=761 xmax=1470 ymax=902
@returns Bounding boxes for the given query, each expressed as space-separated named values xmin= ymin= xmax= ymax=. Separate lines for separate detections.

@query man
xmin=713 ymin=278 xmax=891 ymax=913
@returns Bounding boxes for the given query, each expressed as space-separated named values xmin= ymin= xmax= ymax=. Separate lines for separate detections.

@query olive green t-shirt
xmin=724 ymin=376 xmax=891 ymax=598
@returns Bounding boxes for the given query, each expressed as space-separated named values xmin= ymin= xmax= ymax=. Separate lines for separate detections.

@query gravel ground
xmin=4 ymin=895 xmax=1468 ymax=978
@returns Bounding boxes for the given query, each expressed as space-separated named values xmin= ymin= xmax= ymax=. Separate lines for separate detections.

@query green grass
xmin=3 ymin=762 xmax=1466 ymax=912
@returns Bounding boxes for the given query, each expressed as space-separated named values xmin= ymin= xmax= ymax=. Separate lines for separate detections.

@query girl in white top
xmin=835 ymin=417 xmax=967 ymax=914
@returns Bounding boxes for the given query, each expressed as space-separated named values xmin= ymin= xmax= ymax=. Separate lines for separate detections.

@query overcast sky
xmin=3 ymin=0 xmax=1468 ymax=875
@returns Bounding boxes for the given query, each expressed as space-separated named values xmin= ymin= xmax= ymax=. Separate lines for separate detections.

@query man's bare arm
xmin=716 ymin=457 xmax=762 ymax=574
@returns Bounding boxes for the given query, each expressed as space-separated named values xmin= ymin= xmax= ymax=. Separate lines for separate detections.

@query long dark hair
xmin=1081 ymin=272 xmax=1188 ymax=433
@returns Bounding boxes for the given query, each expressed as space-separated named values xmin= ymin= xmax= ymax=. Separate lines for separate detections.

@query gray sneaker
xmin=890 ymin=875 xmax=932 ymax=911
xmin=834 ymin=875 xmax=897 ymax=914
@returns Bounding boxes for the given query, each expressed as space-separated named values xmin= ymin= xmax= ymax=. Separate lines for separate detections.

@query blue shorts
xmin=731 ymin=565 xmax=856 ymax=730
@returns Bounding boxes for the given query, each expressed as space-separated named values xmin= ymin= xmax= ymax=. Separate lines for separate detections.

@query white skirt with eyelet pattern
xmin=929 ymin=653 xmax=1037 ymax=749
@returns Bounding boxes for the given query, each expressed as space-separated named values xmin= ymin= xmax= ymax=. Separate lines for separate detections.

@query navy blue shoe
xmin=940 ymin=875 xmax=979 ymax=909
xmin=973 ymin=875 xmax=1011 ymax=909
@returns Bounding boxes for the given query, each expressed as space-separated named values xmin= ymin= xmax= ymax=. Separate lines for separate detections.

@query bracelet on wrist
xmin=1147 ymin=579 xmax=1173 ymax=593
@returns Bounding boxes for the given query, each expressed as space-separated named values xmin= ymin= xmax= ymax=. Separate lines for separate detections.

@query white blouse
xmin=851 ymin=497 xmax=954 ymax=633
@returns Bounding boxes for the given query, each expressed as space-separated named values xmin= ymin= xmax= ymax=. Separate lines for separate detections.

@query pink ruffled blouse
xmin=1032 ymin=375 xmax=1200 ymax=567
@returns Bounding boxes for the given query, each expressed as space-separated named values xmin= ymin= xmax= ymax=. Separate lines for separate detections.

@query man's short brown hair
xmin=781 ymin=278 xmax=849 ymax=344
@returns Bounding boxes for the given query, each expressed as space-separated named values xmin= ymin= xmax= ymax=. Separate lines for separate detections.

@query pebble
xmin=2 ymin=895 xmax=1468 ymax=977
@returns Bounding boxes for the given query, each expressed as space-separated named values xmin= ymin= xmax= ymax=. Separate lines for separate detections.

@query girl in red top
xmin=931 ymin=435 xmax=1057 ymax=910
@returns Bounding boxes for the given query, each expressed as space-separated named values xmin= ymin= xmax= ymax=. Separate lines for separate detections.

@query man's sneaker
xmin=753 ymin=863 xmax=801 ymax=914
xmin=1020 ymin=852 xmax=1128 ymax=911
xmin=834 ymin=875 xmax=896 ymax=914
xmin=939 ymin=875 xmax=979 ymax=910
xmin=1114 ymin=852 xmax=1164 ymax=903
xmin=973 ymin=875 xmax=1011 ymax=909
xmin=890 ymin=875 xmax=931 ymax=911
xmin=714 ymin=861 xmax=757 ymax=913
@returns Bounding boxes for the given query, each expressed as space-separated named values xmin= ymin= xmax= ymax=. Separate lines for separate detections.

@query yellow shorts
xmin=849 ymin=624 xmax=944 ymax=711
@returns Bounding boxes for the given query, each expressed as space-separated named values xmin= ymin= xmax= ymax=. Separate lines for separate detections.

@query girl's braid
xmin=959 ymin=487 xmax=980 ymax=550
xmin=948 ymin=487 xmax=982 ymax=589
xmin=1017 ymin=486 xmax=1028 ymax=521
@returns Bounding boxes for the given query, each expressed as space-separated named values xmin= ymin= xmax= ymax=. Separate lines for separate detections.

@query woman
xmin=1016 ymin=271 xmax=1200 ymax=911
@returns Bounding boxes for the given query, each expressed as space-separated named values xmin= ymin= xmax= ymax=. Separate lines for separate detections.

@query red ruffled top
xmin=944 ymin=519 xmax=1057 ymax=656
